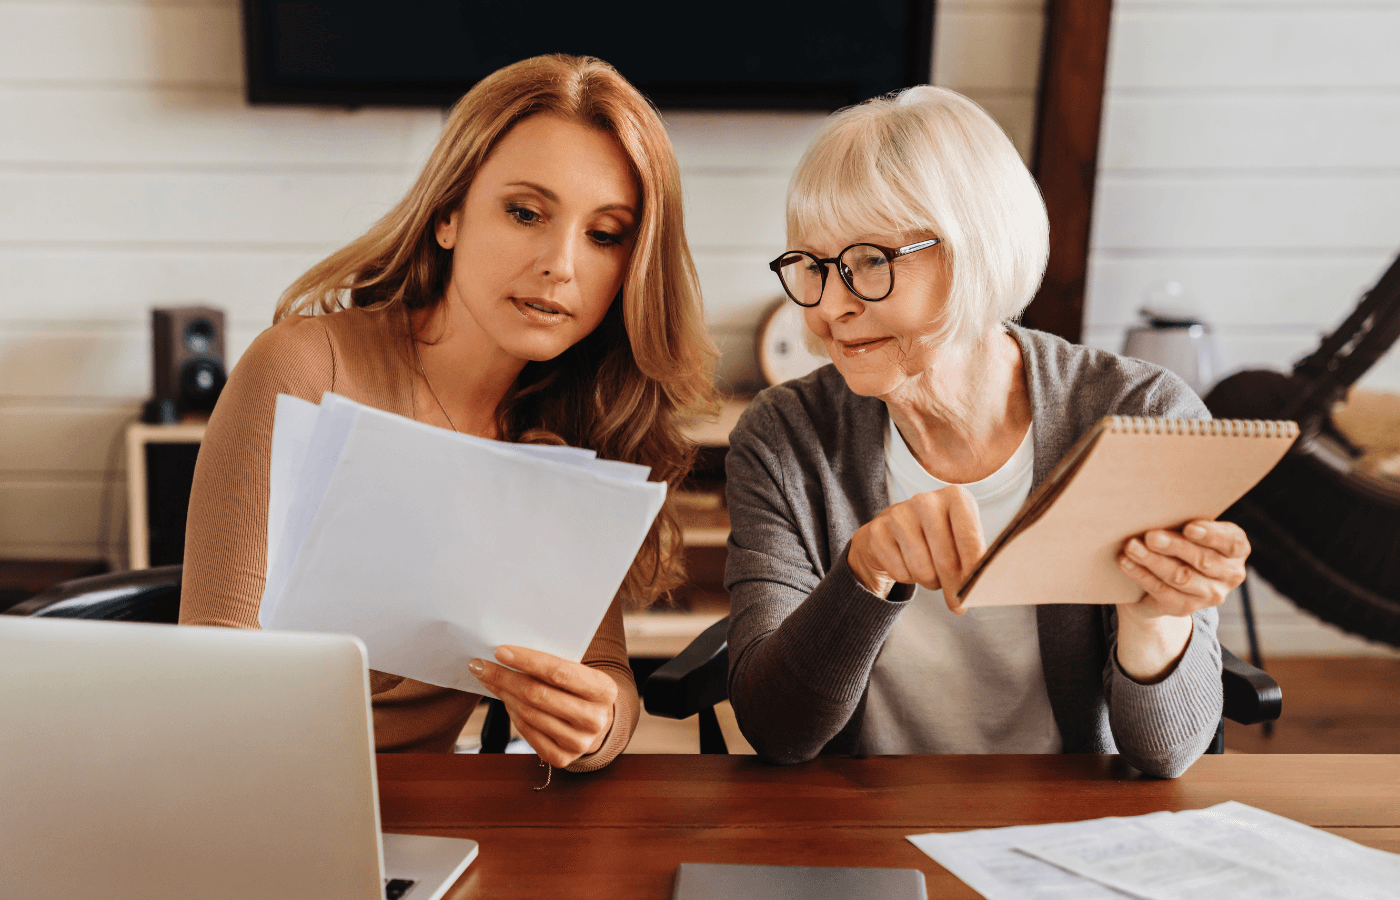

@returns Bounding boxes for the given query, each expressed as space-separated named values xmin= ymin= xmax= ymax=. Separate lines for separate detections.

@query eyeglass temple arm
xmin=894 ymin=238 xmax=941 ymax=257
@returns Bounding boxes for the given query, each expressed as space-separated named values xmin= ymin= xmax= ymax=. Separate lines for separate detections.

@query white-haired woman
xmin=724 ymin=87 xmax=1247 ymax=778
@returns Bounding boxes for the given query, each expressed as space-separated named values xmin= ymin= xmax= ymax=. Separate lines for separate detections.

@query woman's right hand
xmin=846 ymin=485 xmax=986 ymax=610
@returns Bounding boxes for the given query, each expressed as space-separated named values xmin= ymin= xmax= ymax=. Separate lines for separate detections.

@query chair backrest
xmin=2 ymin=565 xmax=182 ymax=623
xmin=643 ymin=617 xmax=730 ymax=753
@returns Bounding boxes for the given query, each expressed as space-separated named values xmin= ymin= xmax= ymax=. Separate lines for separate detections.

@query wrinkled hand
xmin=847 ymin=485 xmax=986 ymax=611
xmin=1117 ymin=519 xmax=1249 ymax=619
xmin=1114 ymin=519 xmax=1250 ymax=682
xmin=468 ymin=646 xmax=618 ymax=768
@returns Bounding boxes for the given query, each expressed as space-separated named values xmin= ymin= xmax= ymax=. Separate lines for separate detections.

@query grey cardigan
xmin=723 ymin=325 xmax=1224 ymax=778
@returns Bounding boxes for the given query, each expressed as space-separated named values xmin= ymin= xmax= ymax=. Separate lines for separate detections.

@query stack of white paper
xmin=909 ymin=801 xmax=1400 ymax=900
xmin=258 ymin=392 xmax=667 ymax=699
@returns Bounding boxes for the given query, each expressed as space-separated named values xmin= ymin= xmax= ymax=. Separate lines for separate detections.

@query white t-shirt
xmin=854 ymin=418 xmax=1063 ymax=754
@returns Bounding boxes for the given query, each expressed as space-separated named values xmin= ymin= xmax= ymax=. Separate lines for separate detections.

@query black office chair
xmin=642 ymin=616 xmax=1282 ymax=756
xmin=2 ymin=565 xmax=183 ymax=622
xmin=2 ymin=564 xmax=516 ymax=753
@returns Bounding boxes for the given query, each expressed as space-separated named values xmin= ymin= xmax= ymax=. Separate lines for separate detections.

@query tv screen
xmin=242 ymin=0 xmax=935 ymax=109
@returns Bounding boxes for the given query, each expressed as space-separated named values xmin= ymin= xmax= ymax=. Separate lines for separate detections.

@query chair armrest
xmin=642 ymin=616 xmax=729 ymax=720
xmin=1220 ymin=646 xmax=1282 ymax=725
xmin=3 ymin=565 xmax=182 ymax=624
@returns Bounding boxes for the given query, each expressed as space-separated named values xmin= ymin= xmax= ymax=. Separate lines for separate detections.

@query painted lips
xmin=512 ymin=297 xmax=569 ymax=324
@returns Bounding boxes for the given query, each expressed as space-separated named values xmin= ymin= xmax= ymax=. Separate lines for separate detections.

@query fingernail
xmin=495 ymin=646 xmax=515 ymax=664
xmin=1127 ymin=539 xmax=1147 ymax=559
xmin=1147 ymin=531 xmax=1170 ymax=550
xmin=1185 ymin=523 xmax=1207 ymax=540
xmin=467 ymin=658 xmax=486 ymax=676
xmin=1119 ymin=555 xmax=1137 ymax=571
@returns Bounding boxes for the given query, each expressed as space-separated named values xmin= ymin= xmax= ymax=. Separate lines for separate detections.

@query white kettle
xmin=1122 ymin=308 xmax=1223 ymax=397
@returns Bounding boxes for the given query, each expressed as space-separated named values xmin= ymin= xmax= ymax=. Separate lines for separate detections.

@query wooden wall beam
xmin=1023 ymin=0 xmax=1114 ymax=343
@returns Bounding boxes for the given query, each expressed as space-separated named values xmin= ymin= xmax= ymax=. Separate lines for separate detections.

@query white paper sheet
xmin=258 ymin=393 xmax=666 ymax=697
xmin=260 ymin=393 xmax=359 ymax=628
xmin=909 ymin=802 xmax=1400 ymax=900
xmin=260 ymin=394 xmax=319 ymax=627
xmin=1172 ymin=802 xmax=1400 ymax=895
xmin=1018 ymin=802 xmax=1400 ymax=900
xmin=906 ymin=819 xmax=1140 ymax=900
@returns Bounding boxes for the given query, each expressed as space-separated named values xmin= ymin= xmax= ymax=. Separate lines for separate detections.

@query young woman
xmin=180 ymin=55 xmax=715 ymax=771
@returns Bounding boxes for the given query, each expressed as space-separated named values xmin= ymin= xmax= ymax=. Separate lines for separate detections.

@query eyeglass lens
xmin=776 ymin=244 xmax=893 ymax=307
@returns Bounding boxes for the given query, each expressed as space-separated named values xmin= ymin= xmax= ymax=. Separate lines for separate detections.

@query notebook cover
xmin=956 ymin=417 xmax=1298 ymax=608
xmin=671 ymin=862 xmax=927 ymax=900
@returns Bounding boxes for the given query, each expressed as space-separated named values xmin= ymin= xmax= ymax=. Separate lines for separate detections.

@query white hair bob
xmin=786 ymin=86 xmax=1050 ymax=348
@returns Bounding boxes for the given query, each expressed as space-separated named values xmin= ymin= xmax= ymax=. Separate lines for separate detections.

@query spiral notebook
xmin=955 ymin=416 xmax=1299 ymax=608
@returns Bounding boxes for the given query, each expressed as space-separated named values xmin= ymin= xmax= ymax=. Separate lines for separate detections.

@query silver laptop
xmin=0 ymin=616 xmax=477 ymax=900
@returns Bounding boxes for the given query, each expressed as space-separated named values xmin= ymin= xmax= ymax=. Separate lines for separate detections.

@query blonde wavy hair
xmin=788 ymin=86 xmax=1049 ymax=348
xmin=275 ymin=55 xmax=717 ymax=607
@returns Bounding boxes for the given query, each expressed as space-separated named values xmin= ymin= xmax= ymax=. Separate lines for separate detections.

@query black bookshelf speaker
xmin=149 ymin=306 xmax=226 ymax=420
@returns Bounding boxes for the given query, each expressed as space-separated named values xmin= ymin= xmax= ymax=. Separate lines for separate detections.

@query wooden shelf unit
xmin=126 ymin=421 xmax=207 ymax=571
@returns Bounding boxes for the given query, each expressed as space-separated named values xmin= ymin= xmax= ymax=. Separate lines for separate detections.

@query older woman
xmin=724 ymin=87 xmax=1245 ymax=778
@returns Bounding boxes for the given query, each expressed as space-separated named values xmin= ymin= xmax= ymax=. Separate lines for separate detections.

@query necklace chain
xmin=412 ymin=337 xmax=459 ymax=434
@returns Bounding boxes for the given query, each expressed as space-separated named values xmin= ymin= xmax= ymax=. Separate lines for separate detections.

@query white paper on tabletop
xmin=907 ymin=817 xmax=1140 ymax=900
xmin=1019 ymin=802 xmax=1400 ymax=900
xmin=260 ymin=394 xmax=666 ymax=698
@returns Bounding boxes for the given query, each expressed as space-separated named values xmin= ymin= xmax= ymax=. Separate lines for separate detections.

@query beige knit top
xmin=179 ymin=305 xmax=638 ymax=769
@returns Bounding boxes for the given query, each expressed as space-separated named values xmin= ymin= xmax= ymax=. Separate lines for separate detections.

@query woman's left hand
xmin=1114 ymin=519 xmax=1250 ymax=681
xmin=1118 ymin=519 xmax=1249 ymax=618
xmin=468 ymin=646 xmax=618 ymax=768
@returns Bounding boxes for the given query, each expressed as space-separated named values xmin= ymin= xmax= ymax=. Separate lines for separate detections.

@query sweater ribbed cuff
xmin=1110 ymin=614 xmax=1223 ymax=770
xmin=771 ymin=545 xmax=912 ymax=705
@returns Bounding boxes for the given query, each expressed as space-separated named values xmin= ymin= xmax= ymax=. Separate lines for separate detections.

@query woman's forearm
xmin=1106 ymin=609 xmax=1224 ymax=778
xmin=728 ymin=549 xmax=907 ymax=763
xmin=1114 ymin=609 xmax=1193 ymax=683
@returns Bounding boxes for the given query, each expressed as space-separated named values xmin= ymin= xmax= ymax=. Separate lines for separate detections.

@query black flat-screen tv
xmin=242 ymin=1 xmax=935 ymax=109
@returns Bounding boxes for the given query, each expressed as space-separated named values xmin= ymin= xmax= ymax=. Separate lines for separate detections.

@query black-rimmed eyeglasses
xmin=768 ymin=238 xmax=942 ymax=308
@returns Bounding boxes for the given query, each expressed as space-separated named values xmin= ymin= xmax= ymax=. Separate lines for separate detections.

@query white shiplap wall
xmin=0 ymin=0 xmax=445 ymax=561
xmin=1087 ymin=0 xmax=1400 ymax=656
xmin=0 ymin=0 xmax=1045 ymax=563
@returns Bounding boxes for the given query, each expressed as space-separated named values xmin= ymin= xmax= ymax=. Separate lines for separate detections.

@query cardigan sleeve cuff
xmin=1108 ymin=613 xmax=1223 ymax=763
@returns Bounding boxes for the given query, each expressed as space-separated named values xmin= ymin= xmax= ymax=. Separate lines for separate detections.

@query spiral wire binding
xmin=1108 ymin=417 xmax=1299 ymax=439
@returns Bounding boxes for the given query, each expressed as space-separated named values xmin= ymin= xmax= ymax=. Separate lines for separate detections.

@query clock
xmin=754 ymin=297 xmax=830 ymax=387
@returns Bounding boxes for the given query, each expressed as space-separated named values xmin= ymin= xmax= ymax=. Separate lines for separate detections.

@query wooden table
xmin=377 ymin=754 xmax=1400 ymax=899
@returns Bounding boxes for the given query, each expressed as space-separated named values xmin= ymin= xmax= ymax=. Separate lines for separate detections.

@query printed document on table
xmin=1018 ymin=802 xmax=1400 ymax=900
xmin=906 ymin=819 xmax=1139 ymax=900
xmin=258 ymin=392 xmax=666 ymax=698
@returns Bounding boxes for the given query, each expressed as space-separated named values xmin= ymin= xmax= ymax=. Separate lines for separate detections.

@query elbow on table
xmin=751 ymin=738 xmax=822 ymax=766
xmin=729 ymin=696 xmax=823 ymax=766
xmin=1117 ymin=734 xmax=1215 ymax=780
